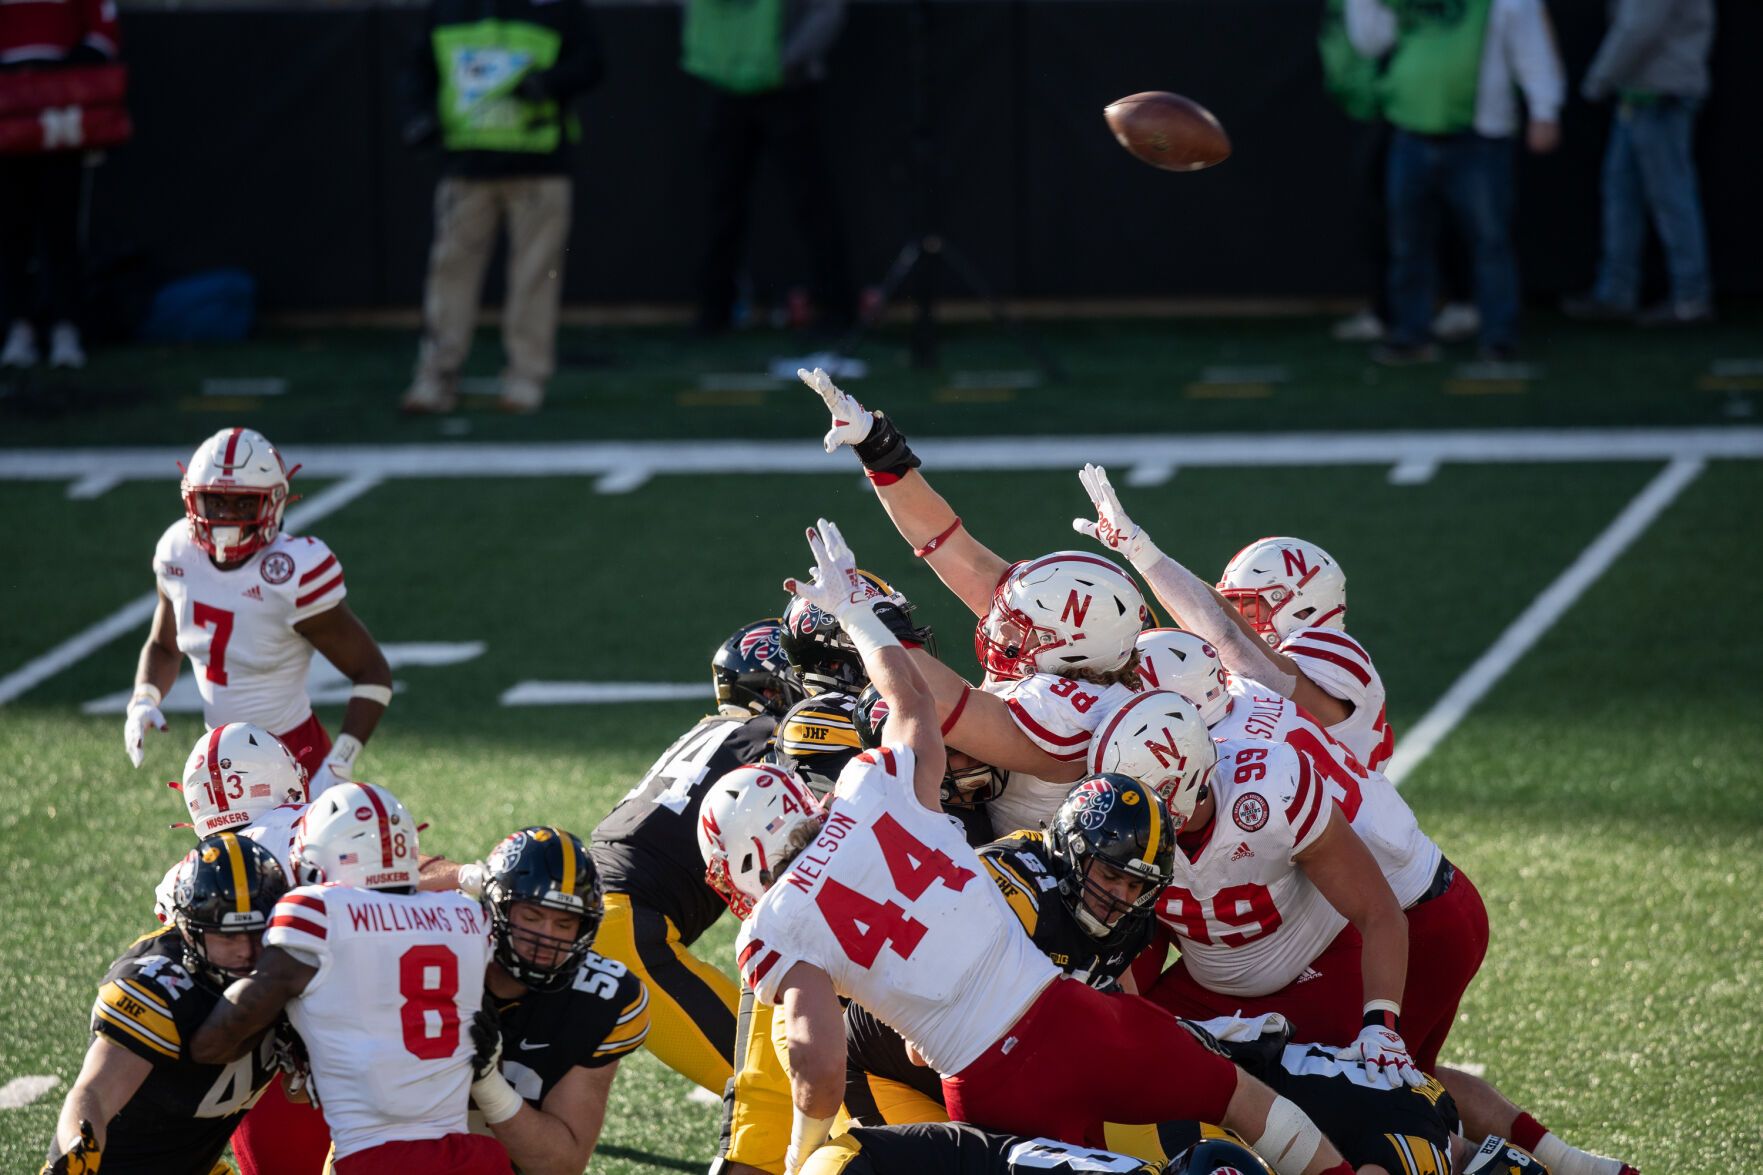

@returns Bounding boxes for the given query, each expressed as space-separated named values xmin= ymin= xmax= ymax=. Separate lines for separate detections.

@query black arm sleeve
xmin=543 ymin=0 xmax=606 ymax=101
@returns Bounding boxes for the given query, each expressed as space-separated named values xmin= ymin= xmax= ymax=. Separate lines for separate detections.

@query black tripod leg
xmin=935 ymin=239 xmax=1065 ymax=382
xmin=836 ymin=240 xmax=922 ymax=356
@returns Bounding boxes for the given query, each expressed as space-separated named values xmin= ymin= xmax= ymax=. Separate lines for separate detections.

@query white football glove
xmin=306 ymin=734 xmax=363 ymax=798
xmin=123 ymin=691 xmax=168 ymax=768
xmin=782 ymin=518 xmax=868 ymax=620
xmin=1336 ymin=1024 xmax=1427 ymax=1088
xmin=799 ymin=366 xmax=874 ymax=454
xmin=1071 ymin=462 xmax=1161 ymax=570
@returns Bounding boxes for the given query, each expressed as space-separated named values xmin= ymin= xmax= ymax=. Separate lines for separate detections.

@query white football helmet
xmin=697 ymin=763 xmax=824 ymax=919
xmin=1134 ymin=628 xmax=1230 ymax=727
xmin=1217 ymin=536 xmax=1347 ymax=646
xmin=180 ymin=427 xmax=299 ymax=563
xmin=976 ymin=552 xmax=1148 ymax=680
xmin=177 ymin=723 xmax=309 ymax=838
xmin=290 ymin=782 xmax=419 ymax=891
xmin=1088 ymin=690 xmax=1219 ymax=824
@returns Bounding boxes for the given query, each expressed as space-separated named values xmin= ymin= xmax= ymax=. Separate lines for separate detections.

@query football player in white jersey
xmin=149 ymin=723 xmax=331 ymax=1175
xmin=191 ymin=783 xmax=505 ymax=1175
xmin=801 ymin=369 xmax=1147 ymax=837
xmin=712 ymin=519 xmax=1359 ymax=1175
xmin=1135 ymin=635 xmax=1642 ymax=1175
xmin=1069 ymin=464 xmax=1391 ymax=774
xmin=1089 ymin=690 xmax=1419 ymax=1084
xmin=124 ymin=427 xmax=392 ymax=796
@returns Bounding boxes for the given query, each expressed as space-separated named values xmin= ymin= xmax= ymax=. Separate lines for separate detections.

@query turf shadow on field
xmin=595 ymin=1144 xmax=705 ymax=1172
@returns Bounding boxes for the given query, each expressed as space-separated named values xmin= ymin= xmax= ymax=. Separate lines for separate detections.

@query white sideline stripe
xmin=501 ymin=681 xmax=713 ymax=706
xmin=0 ymin=1074 xmax=60 ymax=1109
xmin=3 ymin=427 xmax=1760 ymax=485
xmin=0 ymin=474 xmax=382 ymax=707
xmin=1384 ymin=456 xmax=1706 ymax=786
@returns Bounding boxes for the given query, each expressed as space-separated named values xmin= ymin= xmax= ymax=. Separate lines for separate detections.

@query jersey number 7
xmin=815 ymin=813 xmax=977 ymax=968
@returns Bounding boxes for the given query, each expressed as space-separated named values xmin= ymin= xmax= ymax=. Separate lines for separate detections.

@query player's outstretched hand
xmin=800 ymin=367 xmax=874 ymax=453
xmin=782 ymin=518 xmax=866 ymax=620
xmin=123 ymin=690 xmax=168 ymax=768
xmin=1336 ymin=1024 xmax=1427 ymax=1088
xmin=469 ymin=1003 xmax=504 ymax=1082
xmin=1071 ymin=462 xmax=1156 ymax=568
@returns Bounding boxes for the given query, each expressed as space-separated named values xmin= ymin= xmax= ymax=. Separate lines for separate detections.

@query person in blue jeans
xmin=1347 ymin=0 xmax=1564 ymax=364
xmin=1563 ymin=0 xmax=1715 ymax=327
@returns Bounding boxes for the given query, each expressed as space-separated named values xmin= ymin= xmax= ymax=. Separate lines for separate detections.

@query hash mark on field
xmin=0 ymin=1075 xmax=60 ymax=1109
xmin=1125 ymin=462 xmax=1177 ymax=487
xmin=1386 ymin=456 xmax=1706 ymax=785
xmin=1387 ymin=459 xmax=1438 ymax=485
xmin=501 ymin=681 xmax=712 ymax=706
xmin=597 ymin=466 xmax=652 ymax=494
xmin=68 ymin=473 xmax=121 ymax=499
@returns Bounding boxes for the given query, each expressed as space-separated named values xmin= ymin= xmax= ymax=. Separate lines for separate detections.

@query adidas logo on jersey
xmin=242 ymin=585 xmax=264 ymax=601
xmin=1229 ymin=841 xmax=1255 ymax=862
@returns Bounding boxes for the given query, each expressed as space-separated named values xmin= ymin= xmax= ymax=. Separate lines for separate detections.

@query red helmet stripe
xmin=360 ymin=785 xmax=395 ymax=867
xmin=206 ymin=726 xmax=230 ymax=813
xmin=222 ymin=427 xmax=242 ymax=468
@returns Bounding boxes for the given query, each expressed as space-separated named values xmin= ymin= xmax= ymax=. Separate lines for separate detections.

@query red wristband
xmin=940 ymin=685 xmax=972 ymax=736
xmin=913 ymin=517 xmax=964 ymax=558
xmin=864 ymin=469 xmax=906 ymax=487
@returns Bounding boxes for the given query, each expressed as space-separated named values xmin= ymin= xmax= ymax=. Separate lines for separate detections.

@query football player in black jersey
xmin=469 ymin=826 xmax=649 ymax=1174
xmin=842 ymin=772 xmax=1175 ymax=1129
xmin=803 ymin=1121 xmax=1166 ymax=1175
xmin=1156 ymin=1016 xmax=1550 ymax=1175
xmin=588 ymin=619 xmax=798 ymax=1094
xmin=43 ymin=833 xmax=287 ymax=1175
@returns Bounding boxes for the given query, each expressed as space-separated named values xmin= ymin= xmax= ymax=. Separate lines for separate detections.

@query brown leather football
xmin=1102 ymin=91 xmax=1232 ymax=172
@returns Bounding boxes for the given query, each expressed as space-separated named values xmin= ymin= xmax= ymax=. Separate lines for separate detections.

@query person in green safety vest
xmin=398 ymin=0 xmax=604 ymax=416
xmin=681 ymin=0 xmax=856 ymax=337
xmin=1346 ymin=0 xmax=1561 ymax=365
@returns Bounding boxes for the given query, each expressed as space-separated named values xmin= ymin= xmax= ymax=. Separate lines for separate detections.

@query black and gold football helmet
xmin=482 ymin=826 xmax=604 ymax=992
xmin=713 ymin=618 xmax=805 ymax=718
xmin=1045 ymin=773 xmax=1174 ymax=943
xmin=173 ymin=831 xmax=289 ymax=982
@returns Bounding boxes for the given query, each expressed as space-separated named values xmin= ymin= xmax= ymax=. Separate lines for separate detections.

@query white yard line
xmin=1384 ymin=456 xmax=1707 ymax=786
xmin=0 ymin=474 xmax=381 ymax=706
xmin=0 ymin=1074 xmax=60 ymax=1109
xmin=3 ymin=428 xmax=1760 ymax=486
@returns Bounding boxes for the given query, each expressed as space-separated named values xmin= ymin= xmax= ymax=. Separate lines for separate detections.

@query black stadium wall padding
xmin=91 ymin=0 xmax=1761 ymax=311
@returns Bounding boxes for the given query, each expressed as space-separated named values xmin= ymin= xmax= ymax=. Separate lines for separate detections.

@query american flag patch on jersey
xmin=338 ymin=852 xmax=358 ymax=865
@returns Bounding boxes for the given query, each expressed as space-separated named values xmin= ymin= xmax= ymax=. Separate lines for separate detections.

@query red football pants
xmin=1401 ymin=865 xmax=1489 ymax=1071
xmin=1145 ymin=924 xmax=1366 ymax=1047
xmin=332 ymin=1133 xmax=512 ymax=1175
xmin=232 ymin=1078 xmax=332 ymax=1175
xmin=276 ymin=712 xmax=332 ymax=786
xmin=942 ymin=978 xmax=1239 ymax=1148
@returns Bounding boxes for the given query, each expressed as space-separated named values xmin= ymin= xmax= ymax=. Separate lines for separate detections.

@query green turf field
xmin=2 ymin=316 xmax=1760 ymax=1174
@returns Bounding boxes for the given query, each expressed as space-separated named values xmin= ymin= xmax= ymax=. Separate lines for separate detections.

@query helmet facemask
xmin=480 ymin=827 xmax=604 ymax=991
xmin=697 ymin=764 xmax=825 ymax=918
xmin=173 ymin=833 xmax=288 ymax=984
xmin=185 ymin=487 xmax=284 ymax=564
xmin=1046 ymin=775 xmax=1175 ymax=946
xmin=713 ymin=620 xmax=807 ymax=718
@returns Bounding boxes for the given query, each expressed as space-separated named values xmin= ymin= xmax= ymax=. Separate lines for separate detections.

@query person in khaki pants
xmin=399 ymin=0 xmax=603 ymax=415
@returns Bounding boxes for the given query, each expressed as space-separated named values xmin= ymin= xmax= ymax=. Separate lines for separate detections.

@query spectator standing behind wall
xmin=399 ymin=0 xmax=604 ymax=417
xmin=0 ymin=0 xmax=122 ymax=371
xmin=682 ymin=0 xmax=856 ymax=337
xmin=1347 ymin=0 xmax=1563 ymax=365
xmin=1562 ymin=0 xmax=1715 ymax=327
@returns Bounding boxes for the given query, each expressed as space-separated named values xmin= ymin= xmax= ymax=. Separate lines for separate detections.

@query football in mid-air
xmin=1103 ymin=91 xmax=1231 ymax=172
